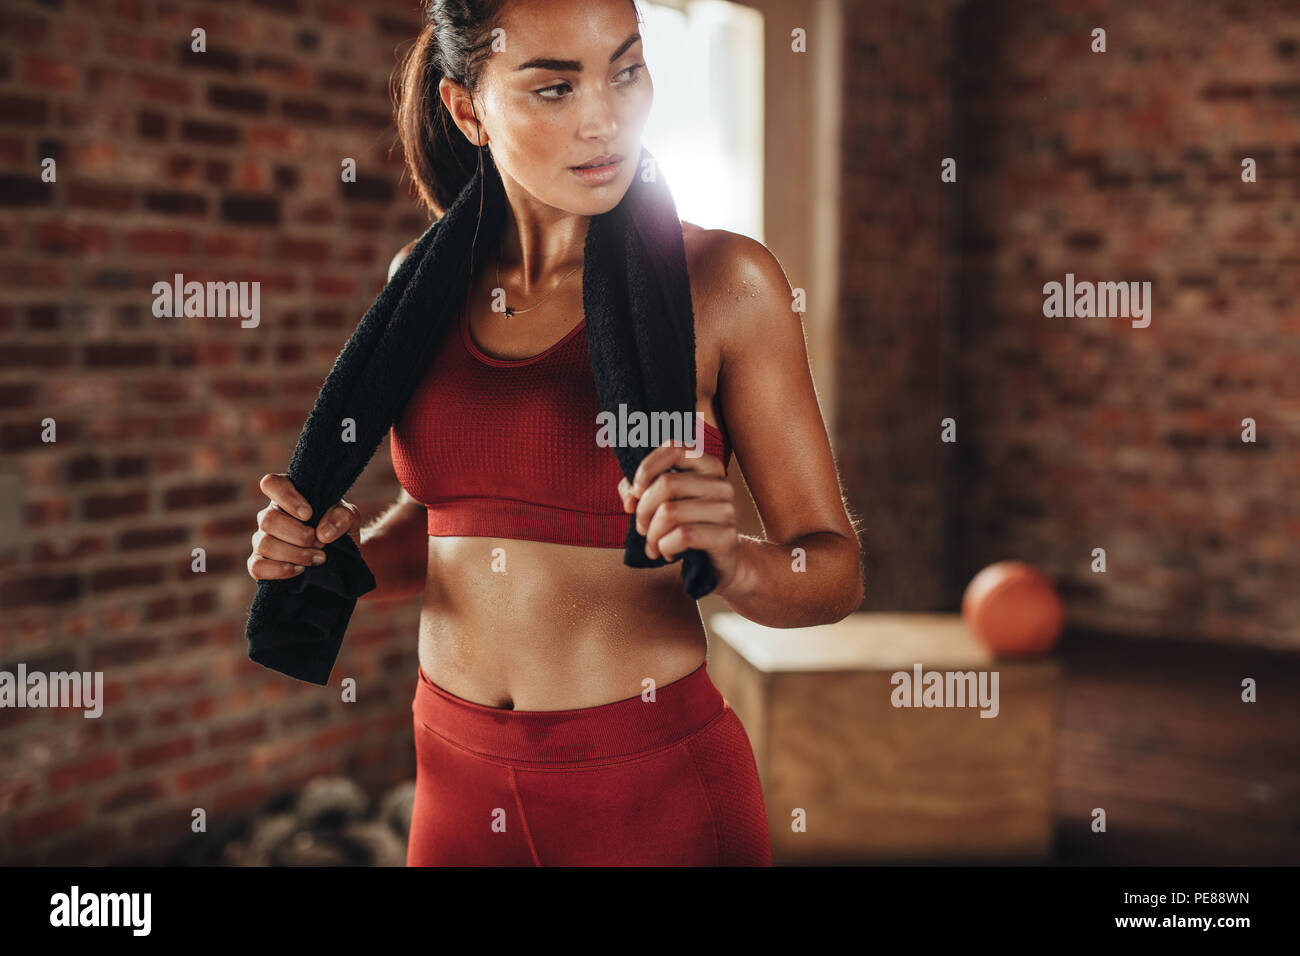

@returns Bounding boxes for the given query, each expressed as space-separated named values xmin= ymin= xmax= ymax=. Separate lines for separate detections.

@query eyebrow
xmin=514 ymin=33 xmax=642 ymax=72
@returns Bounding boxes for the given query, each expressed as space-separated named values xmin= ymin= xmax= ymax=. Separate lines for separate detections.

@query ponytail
xmin=391 ymin=3 xmax=505 ymax=219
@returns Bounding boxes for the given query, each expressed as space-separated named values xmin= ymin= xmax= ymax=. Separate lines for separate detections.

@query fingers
xmin=247 ymin=551 xmax=311 ymax=580
xmin=255 ymin=501 xmax=318 ymax=549
xmin=633 ymin=467 xmax=732 ymax=540
xmin=655 ymin=521 xmax=736 ymax=563
xmin=260 ymin=472 xmax=312 ymax=521
xmin=248 ymin=505 xmax=324 ymax=579
xmin=618 ymin=476 xmax=638 ymax=513
xmin=621 ymin=438 xmax=725 ymax=528
xmin=249 ymin=473 xmax=325 ymax=581
xmin=251 ymin=527 xmax=326 ymax=569
xmin=642 ymin=498 xmax=735 ymax=560
xmin=314 ymin=501 xmax=359 ymax=546
xmin=628 ymin=438 xmax=721 ymax=497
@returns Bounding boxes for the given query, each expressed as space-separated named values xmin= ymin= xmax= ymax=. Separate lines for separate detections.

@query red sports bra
xmin=390 ymin=296 xmax=732 ymax=548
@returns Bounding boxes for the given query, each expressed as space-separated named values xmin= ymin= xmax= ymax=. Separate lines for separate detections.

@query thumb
xmin=316 ymin=501 xmax=360 ymax=545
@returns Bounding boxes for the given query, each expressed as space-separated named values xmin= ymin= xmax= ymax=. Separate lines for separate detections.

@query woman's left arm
xmin=622 ymin=233 xmax=865 ymax=628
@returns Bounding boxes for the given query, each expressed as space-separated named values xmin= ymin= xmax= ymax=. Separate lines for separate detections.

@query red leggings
xmin=407 ymin=661 xmax=772 ymax=866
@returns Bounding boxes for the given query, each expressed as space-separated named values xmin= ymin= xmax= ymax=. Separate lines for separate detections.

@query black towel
xmin=243 ymin=145 xmax=719 ymax=685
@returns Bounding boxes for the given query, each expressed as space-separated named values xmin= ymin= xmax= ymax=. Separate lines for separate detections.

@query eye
xmin=534 ymin=64 xmax=647 ymax=101
xmin=617 ymin=63 xmax=646 ymax=84
xmin=535 ymin=81 xmax=572 ymax=100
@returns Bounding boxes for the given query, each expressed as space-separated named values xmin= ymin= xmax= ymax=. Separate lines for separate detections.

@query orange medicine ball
xmin=961 ymin=560 xmax=1065 ymax=656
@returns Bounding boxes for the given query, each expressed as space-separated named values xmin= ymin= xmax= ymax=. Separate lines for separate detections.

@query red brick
xmin=129 ymin=806 xmax=189 ymax=840
xmin=162 ymin=482 xmax=239 ymax=509
xmin=21 ymin=55 xmax=79 ymax=91
xmin=175 ymin=759 xmax=237 ymax=793
xmin=49 ymin=752 xmax=120 ymax=792
xmin=31 ymin=221 xmax=112 ymax=256
xmin=0 ymin=94 xmax=48 ymax=125
xmin=123 ymin=228 xmax=194 ymax=256
xmin=132 ymin=71 xmax=193 ymax=106
xmin=66 ymin=180 xmax=134 ymax=211
xmin=46 ymin=827 xmax=121 ymax=865
xmin=209 ymin=718 xmax=268 ymax=749
xmin=102 ymin=29 xmax=169 ymax=63
xmin=274 ymin=236 xmax=330 ymax=261
xmin=180 ymin=118 xmax=239 ymax=146
xmin=5 ymin=12 xmax=51 ymax=45
xmin=0 ymin=573 xmax=83 ymax=607
xmin=312 ymin=274 xmax=358 ymax=296
xmin=0 ymin=175 xmax=51 ymax=208
xmin=130 ymin=736 xmax=194 ymax=769
xmin=12 ymin=802 xmax=86 ymax=844
xmin=252 ymin=53 xmax=312 ymax=89
xmin=208 ymin=84 xmax=270 ymax=114
xmin=312 ymin=724 xmax=366 ymax=750
xmin=83 ymin=342 xmax=161 ymax=368
xmin=0 ymin=134 xmax=25 ymax=163
xmin=83 ymin=490 xmax=149 ymax=521
xmin=0 ymin=777 xmax=38 ymax=813
xmin=90 ymin=636 xmax=163 ymax=665
xmin=212 ymin=782 xmax=272 ymax=813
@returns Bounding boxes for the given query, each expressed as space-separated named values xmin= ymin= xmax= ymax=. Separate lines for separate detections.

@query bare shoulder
xmin=387 ymin=239 xmax=420 ymax=282
xmin=682 ymin=221 xmax=788 ymax=304
xmin=680 ymin=221 xmax=795 ymax=361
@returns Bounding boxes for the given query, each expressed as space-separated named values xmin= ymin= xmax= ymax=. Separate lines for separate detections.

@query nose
xmin=578 ymin=83 xmax=620 ymax=143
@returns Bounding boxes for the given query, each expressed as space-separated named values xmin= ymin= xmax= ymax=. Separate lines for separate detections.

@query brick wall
xmin=836 ymin=0 xmax=1299 ymax=647
xmin=0 ymin=0 xmax=430 ymax=864
xmin=4 ymin=0 xmax=1296 ymax=866
xmin=835 ymin=0 xmax=963 ymax=610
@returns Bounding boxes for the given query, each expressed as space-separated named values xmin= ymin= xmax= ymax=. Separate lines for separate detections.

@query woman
xmin=247 ymin=0 xmax=863 ymax=866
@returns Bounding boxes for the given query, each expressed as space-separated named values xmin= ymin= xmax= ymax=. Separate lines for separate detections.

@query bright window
xmin=639 ymin=0 xmax=764 ymax=241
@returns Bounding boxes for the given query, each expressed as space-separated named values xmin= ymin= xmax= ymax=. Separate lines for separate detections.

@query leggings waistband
xmin=413 ymin=662 xmax=724 ymax=763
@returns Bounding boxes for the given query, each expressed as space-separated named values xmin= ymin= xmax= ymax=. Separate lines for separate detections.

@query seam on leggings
xmin=508 ymin=766 xmax=541 ymax=866
xmin=679 ymin=739 xmax=722 ymax=866
xmin=414 ymin=707 xmax=730 ymax=772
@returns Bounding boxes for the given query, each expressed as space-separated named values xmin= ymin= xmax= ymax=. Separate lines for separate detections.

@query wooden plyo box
xmin=705 ymin=612 xmax=1061 ymax=865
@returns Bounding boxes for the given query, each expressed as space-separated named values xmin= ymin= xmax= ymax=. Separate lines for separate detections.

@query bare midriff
xmin=416 ymin=532 xmax=712 ymax=712
xmin=416 ymin=228 xmax=726 ymax=712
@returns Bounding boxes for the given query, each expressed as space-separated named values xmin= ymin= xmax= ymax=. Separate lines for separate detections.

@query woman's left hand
xmin=617 ymin=438 xmax=744 ymax=592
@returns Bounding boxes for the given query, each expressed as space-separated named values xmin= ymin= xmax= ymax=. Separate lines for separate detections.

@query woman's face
xmin=446 ymin=0 xmax=653 ymax=217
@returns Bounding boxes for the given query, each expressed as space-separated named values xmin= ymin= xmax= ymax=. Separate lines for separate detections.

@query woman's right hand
xmin=247 ymin=473 xmax=330 ymax=580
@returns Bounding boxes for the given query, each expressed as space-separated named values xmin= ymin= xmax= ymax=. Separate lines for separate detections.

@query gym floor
xmin=1049 ymin=630 xmax=1300 ymax=866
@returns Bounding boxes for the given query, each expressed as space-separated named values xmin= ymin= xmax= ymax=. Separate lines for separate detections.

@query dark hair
xmin=391 ymin=1 xmax=507 ymax=219
xmin=391 ymin=0 xmax=640 ymax=220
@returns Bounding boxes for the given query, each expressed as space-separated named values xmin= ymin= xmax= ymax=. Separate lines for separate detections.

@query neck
xmin=496 ymin=185 xmax=588 ymax=296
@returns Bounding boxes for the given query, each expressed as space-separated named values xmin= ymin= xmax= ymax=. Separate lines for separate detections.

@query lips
xmin=573 ymin=153 xmax=622 ymax=169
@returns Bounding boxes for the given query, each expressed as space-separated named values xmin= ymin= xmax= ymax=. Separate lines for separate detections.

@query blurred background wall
xmin=1 ymin=0 xmax=438 ymax=864
xmin=1 ymin=0 xmax=1297 ymax=864
xmin=836 ymin=0 xmax=1298 ymax=641
xmin=945 ymin=0 xmax=1299 ymax=644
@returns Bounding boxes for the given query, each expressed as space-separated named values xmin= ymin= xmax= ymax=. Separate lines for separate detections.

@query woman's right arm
xmin=249 ymin=478 xmax=427 ymax=603
xmin=248 ymin=245 xmax=429 ymax=599
xmin=360 ymin=241 xmax=428 ymax=601
xmin=356 ymin=488 xmax=428 ymax=603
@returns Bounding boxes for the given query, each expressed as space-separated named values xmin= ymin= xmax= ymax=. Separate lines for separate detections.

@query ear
xmin=438 ymin=75 xmax=484 ymax=146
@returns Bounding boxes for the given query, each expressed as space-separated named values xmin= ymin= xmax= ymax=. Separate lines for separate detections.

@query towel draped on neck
xmin=243 ymin=145 xmax=719 ymax=685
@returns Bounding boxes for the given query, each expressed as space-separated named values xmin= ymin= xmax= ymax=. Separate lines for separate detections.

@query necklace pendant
xmin=504 ymin=306 xmax=514 ymax=318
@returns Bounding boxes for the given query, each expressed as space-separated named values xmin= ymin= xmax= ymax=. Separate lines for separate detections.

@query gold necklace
xmin=495 ymin=237 xmax=582 ymax=317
